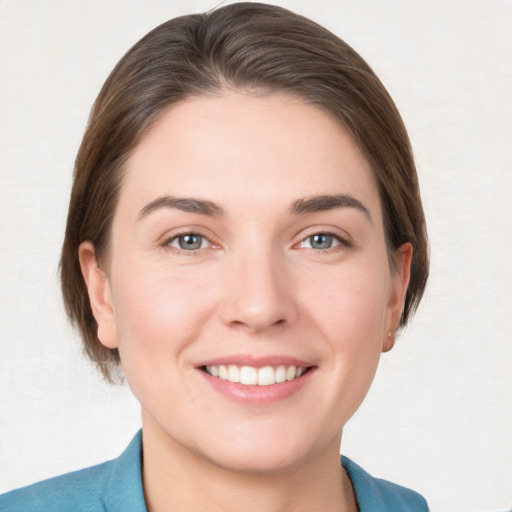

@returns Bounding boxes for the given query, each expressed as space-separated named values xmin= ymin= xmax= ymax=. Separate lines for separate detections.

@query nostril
xmin=228 ymin=317 xmax=287 ymax=331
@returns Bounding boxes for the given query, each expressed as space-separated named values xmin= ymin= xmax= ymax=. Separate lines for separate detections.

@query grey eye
xmin=170 ymin=234 xmax=206 ymax=250
xmin=299 ymin=233 xmax=341 ymax=250
xmin=309 ymin=233 xmax=334 ymax=249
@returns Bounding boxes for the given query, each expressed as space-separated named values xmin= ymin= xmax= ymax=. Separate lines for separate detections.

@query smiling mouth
xmin=201 ymin=364 xmax=312 ymax=386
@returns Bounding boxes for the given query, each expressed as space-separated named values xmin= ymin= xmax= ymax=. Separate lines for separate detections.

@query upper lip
xmin=196 ymin=354 xmax=314 ymax=369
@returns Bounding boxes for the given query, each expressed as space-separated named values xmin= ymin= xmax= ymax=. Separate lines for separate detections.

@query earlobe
xmin=382 ymin=242 xmax=413 ymax=353
xmin=383 ymin=331 xmax=395 ymax=353
xmin=78 ymin=242 xmax=118 ymax=349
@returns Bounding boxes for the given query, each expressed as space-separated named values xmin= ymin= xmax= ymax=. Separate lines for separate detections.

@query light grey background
xmin=1 ymin=1 xmax=511 ymax=511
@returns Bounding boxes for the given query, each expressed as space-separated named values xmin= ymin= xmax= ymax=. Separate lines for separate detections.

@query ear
xmin=78 ymin=241 xmax=118 ymax=349
xmin=382 ymin=242 xmax=413 ymax=352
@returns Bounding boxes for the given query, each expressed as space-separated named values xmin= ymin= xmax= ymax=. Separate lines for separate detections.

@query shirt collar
xmin=101 ymin=430 xmax=148 ymax=512
xmin=98 ymin=430 xmax=425 ymax=512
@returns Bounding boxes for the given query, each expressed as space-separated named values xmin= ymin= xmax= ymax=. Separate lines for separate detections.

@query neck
xmin=141 ymin=414 xmax=357 ymax=512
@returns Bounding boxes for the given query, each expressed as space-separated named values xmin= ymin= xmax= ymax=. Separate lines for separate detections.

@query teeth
xmin=257 ymin=366 xmax=275 ymax=386
xmin=228 ymin=365 xmax=240 ymax=383
xmin=275 ymin=365 xmax=287 ymax=383
xmin=286 ymin=366 xmax=296 ymax=380
xmin=205 ymin=364 xmax=307 ymax=386
xmin=240 ymin=366 xmax=257 ymax=385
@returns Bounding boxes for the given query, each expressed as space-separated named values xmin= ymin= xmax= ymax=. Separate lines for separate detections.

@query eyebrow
xmin=137 ymin=193 xmax=371 ymax=222
xmin=290 ymin=194 xmax=371 ymax=221
xmin=138 ymin=196 xmax=225 ymax=220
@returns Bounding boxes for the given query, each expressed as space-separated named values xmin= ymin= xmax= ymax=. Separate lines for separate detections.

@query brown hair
xmin=60 ymin=2 xmax=428 ymax=381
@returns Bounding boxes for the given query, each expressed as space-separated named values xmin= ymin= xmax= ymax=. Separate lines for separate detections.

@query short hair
xmin=60 ymin=2 xmax=429 ymax=381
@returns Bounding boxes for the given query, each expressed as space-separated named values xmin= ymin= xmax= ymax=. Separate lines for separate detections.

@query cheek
xmin=110 ymin=263 xmax=217 ymax=355
xmin=109 ymin=265 xmax=220 ymax=406
xmin=303 ymin=261 xmax=390 ymax=339
xmin=303 ymin=260 xmax=390 ymax=387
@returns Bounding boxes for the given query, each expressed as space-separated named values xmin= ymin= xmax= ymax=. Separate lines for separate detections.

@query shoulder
xmin=0 ymin=461 xmax=113 ymax=512
xmin=0 ymin=431 xmax=147 ymax=512
xmin=341 ymin=456 xmax=429 ymax=512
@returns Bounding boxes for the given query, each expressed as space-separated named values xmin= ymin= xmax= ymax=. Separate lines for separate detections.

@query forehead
xmin=120 ymin=91 xmax=382 ymax=222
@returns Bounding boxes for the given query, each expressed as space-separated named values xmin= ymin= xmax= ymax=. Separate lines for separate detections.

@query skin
xmin=80 ymin=91 xmax=411 ymax=512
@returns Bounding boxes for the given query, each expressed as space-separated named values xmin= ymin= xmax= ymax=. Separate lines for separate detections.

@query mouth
xmin=200 ymin=364 xmax=312 ymax=386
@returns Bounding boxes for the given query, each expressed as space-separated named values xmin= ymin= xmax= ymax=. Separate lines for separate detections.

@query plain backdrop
xmin=1 ymin=1 xmax=511 ymax=511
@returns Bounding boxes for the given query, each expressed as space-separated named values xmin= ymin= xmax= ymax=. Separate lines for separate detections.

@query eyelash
xmin=163 ymin=232 xmax=213 ymax=255
xmin=296 ymin=231 xmax=352 ymax=252
xmin=162 ymin=229 xmax=352 ymax=255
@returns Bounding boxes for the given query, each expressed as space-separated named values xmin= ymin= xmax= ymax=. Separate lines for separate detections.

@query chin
xmin=195 ymin=422 xmax=334 ymax=475
xmin=206 ymin=444 xmax=310 ymax=475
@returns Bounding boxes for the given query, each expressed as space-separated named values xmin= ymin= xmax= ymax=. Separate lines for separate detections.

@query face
xmin=80 ymin=91 xmax=411 ymax=474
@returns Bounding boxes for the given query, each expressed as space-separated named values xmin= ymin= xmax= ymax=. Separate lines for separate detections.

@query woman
xmin=1 ymin=3 xmax=429 ymax=511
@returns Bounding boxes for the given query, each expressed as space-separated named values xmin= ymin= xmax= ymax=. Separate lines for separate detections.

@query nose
xmin=219 ymin=248 xmax=298 ymax=334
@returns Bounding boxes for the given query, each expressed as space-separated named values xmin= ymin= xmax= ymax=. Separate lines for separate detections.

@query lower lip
xmin=199 ymin=368 xmax=315 ymax=404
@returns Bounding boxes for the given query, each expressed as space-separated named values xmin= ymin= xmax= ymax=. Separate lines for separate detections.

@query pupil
xmin=179 ymin=234 xmax=201 ymax=250
xmin=311 ymin=234 xmax=332 ymax=249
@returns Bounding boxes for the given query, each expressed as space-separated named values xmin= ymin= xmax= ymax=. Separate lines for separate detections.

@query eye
xmin=167 ymin=233 xmax=209 ymax=251
xmin=299 ymin=232 xmax=345 ymax=250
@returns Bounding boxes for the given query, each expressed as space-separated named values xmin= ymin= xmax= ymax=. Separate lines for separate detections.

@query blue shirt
xmin=0 ymin=431 xmax=428 ymax=511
